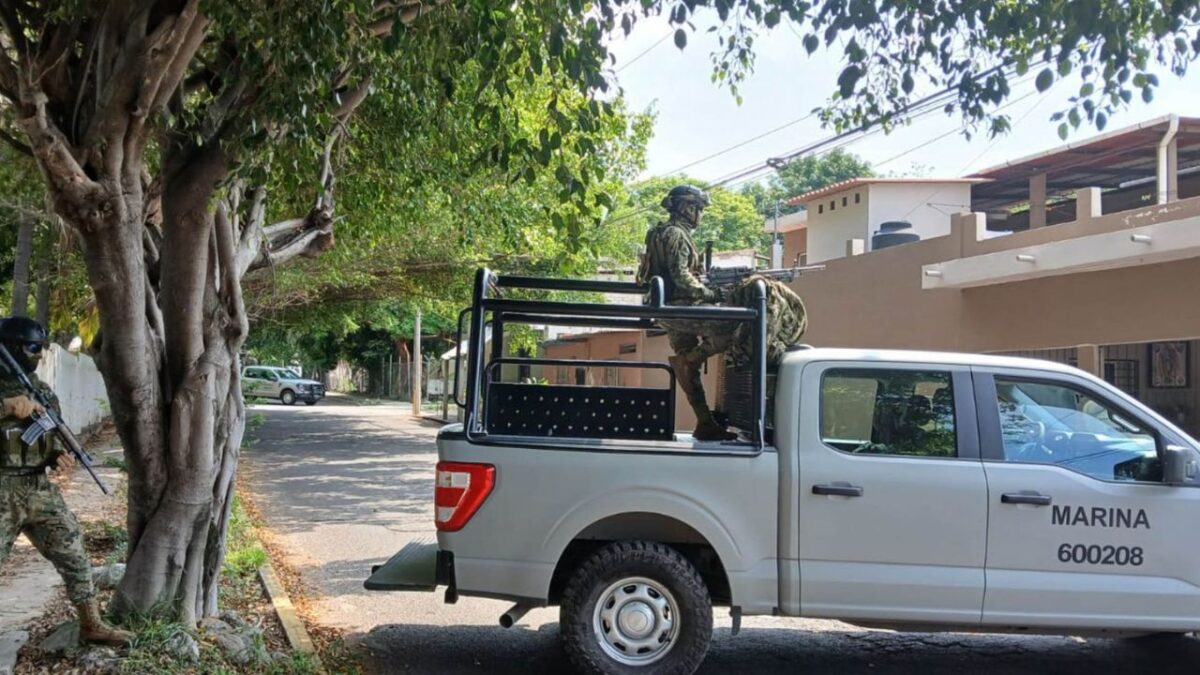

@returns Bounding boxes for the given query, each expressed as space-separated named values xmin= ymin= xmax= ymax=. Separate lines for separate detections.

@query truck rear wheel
xmin=560 ymin=541 xmax=712 ymax=675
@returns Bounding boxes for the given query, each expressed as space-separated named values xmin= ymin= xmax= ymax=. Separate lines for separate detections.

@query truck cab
xmin=241 ymin=365 xmax=325 ymax=406
xmin=365 ymin=270 xmax=1200 ymax=674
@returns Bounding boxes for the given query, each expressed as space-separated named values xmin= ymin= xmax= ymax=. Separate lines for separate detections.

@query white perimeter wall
xmin=35 ymin=344 xmax=110 ymax=430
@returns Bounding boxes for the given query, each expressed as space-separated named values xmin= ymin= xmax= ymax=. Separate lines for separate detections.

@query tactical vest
xmin=639 ymin=220 xmax=704 ymax=304
xmin=0 ymin=375 xmax=57 ymax=471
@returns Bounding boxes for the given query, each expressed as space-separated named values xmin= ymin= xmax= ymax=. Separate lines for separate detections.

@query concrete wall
xmin=868 ymin=183 xmax=972 ymax=246
xmin=35 ymin=344 xmax=109 ymax=431
xmin=805 ymin=183 xmax=973 ymax=264
xmin=805 ymin=186 xmax=870 ymax=263
xmin=791 ymin=195 xmax=1200 ymax=354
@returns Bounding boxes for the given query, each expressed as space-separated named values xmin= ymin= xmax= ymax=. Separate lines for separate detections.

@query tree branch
xmin=368 ymin=0 xmax=449 ymax=37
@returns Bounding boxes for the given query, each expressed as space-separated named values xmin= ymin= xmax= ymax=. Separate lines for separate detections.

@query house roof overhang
xmin=969 ymin=114 xmax=1200 ymax=212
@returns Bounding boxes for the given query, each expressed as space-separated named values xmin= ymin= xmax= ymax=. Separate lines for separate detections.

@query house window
xmin=1104 ymin=360 xmax=1140 ymax=398
xmin=618 ymin=343 xmax=637 ymax=355
xmin=818 ymin=204 xmax=824 ymax=214
xmin=855 ymin=192 xmax=861 ymax=204
xmin=842 ymin=196 xmax=848 ymax=207
xmin=830 ymin=200 xmax=836 ymax=212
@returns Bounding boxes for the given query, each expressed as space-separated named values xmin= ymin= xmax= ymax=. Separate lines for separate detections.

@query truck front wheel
xmin=560 ymin=541 xmax=712 ymax=675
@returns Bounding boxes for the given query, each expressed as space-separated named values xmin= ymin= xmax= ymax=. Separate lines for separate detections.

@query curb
xmin=258 ymin=560 xmax=325 ymax=674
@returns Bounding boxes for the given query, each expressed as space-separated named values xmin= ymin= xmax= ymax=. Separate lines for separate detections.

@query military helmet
xmin=0 ymin=316 xmax=49 ymax=373
xmin=661 ymin=184 xmax=711 ymax=212
xmin=0 ymin=316 xmax=48 ymax=345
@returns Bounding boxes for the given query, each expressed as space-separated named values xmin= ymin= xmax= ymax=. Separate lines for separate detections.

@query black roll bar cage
xmin=455 ymin=267 xmax=769 ymax=448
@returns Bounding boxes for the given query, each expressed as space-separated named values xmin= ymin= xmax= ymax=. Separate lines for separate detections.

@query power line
xmin=658 ymin=110 xmax=819 ymax=177
xmin=616 ymin=31 xmax=673 ymax=73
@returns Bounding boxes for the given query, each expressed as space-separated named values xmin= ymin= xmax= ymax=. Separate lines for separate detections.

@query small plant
xmin=224 ymin=545 xmax=268 ymax=576
xmin=103 ymin=455 xmax=128 ymax=472
xmin=247 ymin=411 xmax=267 ymax=429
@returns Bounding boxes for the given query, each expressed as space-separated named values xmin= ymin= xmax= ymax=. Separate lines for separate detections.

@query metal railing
xmin=454 ymin=267 xmax=769 ymax=448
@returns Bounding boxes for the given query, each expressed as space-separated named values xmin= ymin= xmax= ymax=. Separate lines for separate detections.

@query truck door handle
xmin=1001 ymin=491 xmax=1052 ymax=506
xmin=812 ymin=482 xmax=863 ymax=497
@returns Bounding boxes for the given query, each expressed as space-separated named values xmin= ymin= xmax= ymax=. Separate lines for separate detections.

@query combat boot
xmin=692 ymin=414 xmax=737 ymax=441
xmin=77 ymin=599 xmax=134 ymax=645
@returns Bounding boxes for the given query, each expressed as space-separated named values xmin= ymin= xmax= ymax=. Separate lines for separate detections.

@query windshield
xmin=280 ymin=369 xmax=302 ymax=379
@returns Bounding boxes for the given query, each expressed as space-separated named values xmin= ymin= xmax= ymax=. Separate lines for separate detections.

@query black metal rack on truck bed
xmin=452 ymin=268 xmax=770 ymax=449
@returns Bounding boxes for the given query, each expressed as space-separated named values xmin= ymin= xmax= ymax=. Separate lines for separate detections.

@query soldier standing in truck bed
xmin=0 ymin=317 xmax=132 ymax=645
xmin=637 ymin=185 xmax=807 ymax=441
xmin=638 ymin=185 xmax=736 ymax=440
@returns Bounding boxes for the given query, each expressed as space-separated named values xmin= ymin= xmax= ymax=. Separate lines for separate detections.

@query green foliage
xmin=613 ymin=175 xmax=767 ymax=255
xmin=222 ymin=497 xmax=265 ymax=578
xmin=741 ymin=148 xmax=874 ymax=217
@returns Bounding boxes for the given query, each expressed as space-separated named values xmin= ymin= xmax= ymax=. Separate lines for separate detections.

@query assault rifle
xmin=704 ymin=263 xmax=826 ymax=289
xmin=0 ymin=344 xmax=109 ymax=494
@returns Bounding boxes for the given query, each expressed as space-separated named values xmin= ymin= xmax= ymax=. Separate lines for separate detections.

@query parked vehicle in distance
xmin=365 ymin=270 xmax=1200 ymax=675
xmin=242 ymin=366 xmax=325 ymax=406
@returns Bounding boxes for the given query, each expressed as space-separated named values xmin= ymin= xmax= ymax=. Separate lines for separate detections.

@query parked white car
xmin=241 ymin=366 xmax=325 ymax=406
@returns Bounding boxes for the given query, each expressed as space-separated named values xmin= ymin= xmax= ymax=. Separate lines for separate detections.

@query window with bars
xmin=1104 ymin=360 xmax=1140 ymax=397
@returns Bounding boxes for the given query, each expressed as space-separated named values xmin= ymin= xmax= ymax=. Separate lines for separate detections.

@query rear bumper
xmin=364 ymin=537 xmax=455 ymax=592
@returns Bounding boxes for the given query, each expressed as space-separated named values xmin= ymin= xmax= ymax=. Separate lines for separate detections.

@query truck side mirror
xmin=1163 ymin=445 xmax=1199 ymax=486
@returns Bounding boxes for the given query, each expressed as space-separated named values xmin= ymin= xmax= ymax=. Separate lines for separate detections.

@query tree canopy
xmin=742 ymin=148 xmax=875 ymax=217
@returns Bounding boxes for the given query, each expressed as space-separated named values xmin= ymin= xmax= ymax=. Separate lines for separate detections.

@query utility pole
xmin=411 ymin=309 xmax=422 ymax=416
xmin=771 ymin=199 xmax=783 ymax=268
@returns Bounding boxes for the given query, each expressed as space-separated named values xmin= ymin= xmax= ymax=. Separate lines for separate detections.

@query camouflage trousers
xmin=727 ymin=276 xmax=808 ymax=366
xmin=0 ymin=474 xmax=94 ymax=604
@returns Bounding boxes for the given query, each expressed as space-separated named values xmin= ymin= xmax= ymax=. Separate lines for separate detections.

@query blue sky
xmin=606 ymin=13 xmax=1200 ymax=188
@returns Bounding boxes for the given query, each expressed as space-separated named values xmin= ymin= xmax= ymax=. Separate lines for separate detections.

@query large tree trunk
xmin=102 ymin=143 xmax=247 ymax=624
xmin=10 ymin=215 xmax=34 ymax=316
xmin=0 ymin=0 xmax=374 ymax=627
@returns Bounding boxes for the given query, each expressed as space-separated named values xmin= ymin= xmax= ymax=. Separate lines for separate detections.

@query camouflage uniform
xmin=638 ymin=217 xmax=739 ymax=437
xmin=727 ymin=274 xmax=808 ymax=367
xmin=0 ymin=373 xmax=94 ymax=605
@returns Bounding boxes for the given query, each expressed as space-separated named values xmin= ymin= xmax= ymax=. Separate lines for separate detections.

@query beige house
xmin=544 ymin=114 xmax=1200 ymax=436
xmin=789 ymin=113 xmax=1200 ymax=437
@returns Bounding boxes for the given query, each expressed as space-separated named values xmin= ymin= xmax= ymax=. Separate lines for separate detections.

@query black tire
xmin=304 ymin=400 xmax=318 ymax=406
xmin=280 ymin=389 xmax=296 ymax=405
xmin=560 ymin=541 xmax=712 ymax=675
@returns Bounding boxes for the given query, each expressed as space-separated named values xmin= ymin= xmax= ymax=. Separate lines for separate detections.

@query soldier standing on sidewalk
xmin=0 ymin=316 xmax=132 ymax=645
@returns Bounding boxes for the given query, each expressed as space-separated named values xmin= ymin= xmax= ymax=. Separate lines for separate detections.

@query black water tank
xmin=872 ymin=220 xmax=920 ymax=250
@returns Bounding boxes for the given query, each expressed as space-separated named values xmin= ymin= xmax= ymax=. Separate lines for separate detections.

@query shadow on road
xmin=361 ymin=623 xmax=1200 ymax=675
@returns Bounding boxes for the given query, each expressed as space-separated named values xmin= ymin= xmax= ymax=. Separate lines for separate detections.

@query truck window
xmin=820 ymin=369 xmax=956 ymax=457
xmin=993 ymin=377 xmax=1161 ymax=482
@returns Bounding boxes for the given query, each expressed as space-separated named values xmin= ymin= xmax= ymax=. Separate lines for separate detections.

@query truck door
xmin=797 ymin=363 xmax=987 ymax=624
xmin=975 ymin=368 xmax=1200 ymax=631
xmin=242 ymin=368 xmax=264 ymax=397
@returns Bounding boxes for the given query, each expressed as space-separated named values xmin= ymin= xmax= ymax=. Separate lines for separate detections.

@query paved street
xmin=244 ymin=397 xmax=1200 ymax=674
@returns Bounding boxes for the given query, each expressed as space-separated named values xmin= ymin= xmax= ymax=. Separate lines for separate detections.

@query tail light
xmin=435 ymin=462 xmax=496 ymax=532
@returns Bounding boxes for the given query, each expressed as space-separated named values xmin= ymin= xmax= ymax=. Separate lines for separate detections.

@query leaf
xmin=1057 ymin=122 xmax=1069 ymax=140
xmin=803 ymin=34 xmax=819 ymax=54
xmin=1035 ymin=68 xmax=1054 ymax=92
xmin=674 ymin=29 xmax=687 ymax=50
xmin=901 ymin=71 xmax=914 ymax=94
xmin=837 ymin=65 xmax=862 ymax=98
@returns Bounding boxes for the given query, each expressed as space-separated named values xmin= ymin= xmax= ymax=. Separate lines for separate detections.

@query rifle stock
xmin=0 ymin=343 xmax=109 ymax=494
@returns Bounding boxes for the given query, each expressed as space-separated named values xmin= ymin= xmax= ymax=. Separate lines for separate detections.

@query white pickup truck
xmin=365 ymin=271 xmax=1200 ymax=675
